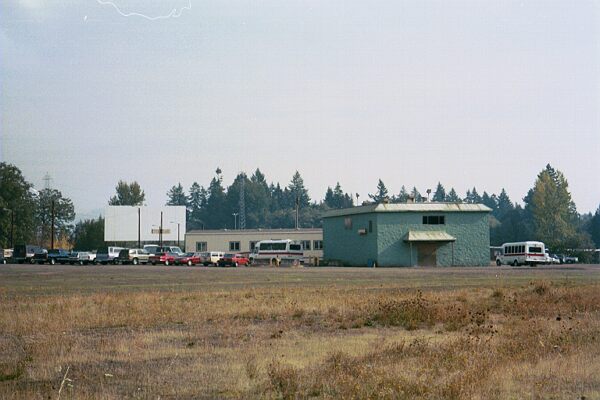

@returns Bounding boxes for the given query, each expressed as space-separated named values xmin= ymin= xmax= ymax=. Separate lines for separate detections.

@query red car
xmin=149 ymin=252 xmax=179 ymax=266
xmin=176 ymin=252 xmax=202 ymax=266
xmin=218 ymin=253 xmax=250 ymax=267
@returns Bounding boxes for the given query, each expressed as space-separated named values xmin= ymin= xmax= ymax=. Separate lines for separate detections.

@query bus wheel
xmin=496 ymin=259 xmax=501 ymax=266
xmin=513 ymin=260 xmax=518 ymax=267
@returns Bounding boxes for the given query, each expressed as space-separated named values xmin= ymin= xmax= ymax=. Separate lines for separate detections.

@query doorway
xmin=417 ymin=243 xmax=438 ymax=266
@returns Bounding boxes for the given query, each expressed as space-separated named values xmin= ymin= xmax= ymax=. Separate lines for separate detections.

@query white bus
xmin=249 ymin=239 xmax=303 ymax=266
xmin=496 ymin=241 xmax=546 ymax=266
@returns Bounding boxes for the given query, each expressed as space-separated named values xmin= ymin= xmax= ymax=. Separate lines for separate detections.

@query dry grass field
xmin=1 ymin=264 xmax=599 ymax=399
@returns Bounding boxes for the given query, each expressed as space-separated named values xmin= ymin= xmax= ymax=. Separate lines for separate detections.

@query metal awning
xmin=404 ymin=231 xmax=456 ymax=242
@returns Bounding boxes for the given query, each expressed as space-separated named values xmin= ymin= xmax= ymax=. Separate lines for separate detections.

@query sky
xmin=1 ymin=0 xmax=599 ymax=219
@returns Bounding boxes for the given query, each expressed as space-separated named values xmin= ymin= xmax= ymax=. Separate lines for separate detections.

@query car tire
xmin=512 ymin=260 xmax=518 ymax=267
xmin=50 ymin=258 xmax=56 ymax=265
xmin=132 ymin=258 xmax=139 ymax=266
xmin=151 ymin=262 xmax=156 ymax=265
xmin=233 ymin=262 xmax=238 ymax=268
xmin=187 ymin=260 xmax=193 ymax=266
xmin=165 ymin=260 xmax=170 ymax=266
xmin=30 ymin=258 xmax=36 ymax=264
xmin=496 ymin=259 xmax=501 ymax=266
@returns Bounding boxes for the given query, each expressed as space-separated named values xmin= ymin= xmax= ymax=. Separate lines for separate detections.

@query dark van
xmin=12 ymin=244 xmax=43 ymax=264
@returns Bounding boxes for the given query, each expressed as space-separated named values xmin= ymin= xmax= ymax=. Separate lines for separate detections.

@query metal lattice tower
xmin=43 ymin=173 xmax=52 ymax=189
xmin=239 ymin=176 xmax=246 ymax=230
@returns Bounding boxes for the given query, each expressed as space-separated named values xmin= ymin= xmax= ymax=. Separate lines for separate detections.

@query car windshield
xmin=224 ymin=253 xmax=234 ymax=258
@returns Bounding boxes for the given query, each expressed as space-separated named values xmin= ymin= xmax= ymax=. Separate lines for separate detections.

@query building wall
xmin=323 ymin=213 xmax=378 ymax=266
xmin=185 ymin=229 xmax=323 ymax=259
xmin=376 ymin=212 xmax=489 ymax=267
xmin=324 ymin=211 xmax=490 ymax=267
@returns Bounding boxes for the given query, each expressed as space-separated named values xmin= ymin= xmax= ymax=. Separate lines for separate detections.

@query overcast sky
xmin=1 ymin=0 xmax=599 ymax=218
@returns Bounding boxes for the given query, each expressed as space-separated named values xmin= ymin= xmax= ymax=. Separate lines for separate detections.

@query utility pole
xmin=295 ymin=195 xmax=299 ymax=229
xmin=51 ymin=200 xmax=55 ymax=250
xmin=159 ymin=211 xmax=163 ymax=247
xmin=137 ymin=207 xmax=141 ymax=248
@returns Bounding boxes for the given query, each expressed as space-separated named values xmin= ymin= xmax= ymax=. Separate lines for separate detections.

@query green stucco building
xmin=322 ymin=203 xmax=491 ymax=267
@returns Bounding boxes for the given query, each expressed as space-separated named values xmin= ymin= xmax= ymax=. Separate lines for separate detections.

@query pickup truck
xmin=556 ymin=254 xmax=579 ymax=264
xmin=68 ymin=251 xmax=92 ymax=265
xmin=47 ymin=249 xmax=71 ymax=265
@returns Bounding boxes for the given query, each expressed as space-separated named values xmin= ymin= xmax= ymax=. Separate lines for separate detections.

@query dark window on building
xmin=368 ymin=220 xmax=373 ymax=233
xmin=313 ymin=240 xmax=323 ymax=250
xmin=196 ymin=242 xmax=207 ymax=252
xmin=301 ymin=240 xmax=311 ymax=250
xmin=344 ymin=217 xmax=352 ymax=230
xmin=229 ymin=241 xmax=240 ymax=251
xmin=423 ymin=215 xmax=445 ymax=225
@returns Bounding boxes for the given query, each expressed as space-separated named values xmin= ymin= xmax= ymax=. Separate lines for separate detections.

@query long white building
xmin=184 ymin=228 xmax=323 ymax=259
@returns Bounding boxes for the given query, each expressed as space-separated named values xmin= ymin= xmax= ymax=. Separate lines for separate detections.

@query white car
xmin=544 ymin=253 xmax=560 ymax=264
xmin=200 ymin=251 xmax=224 ymax=266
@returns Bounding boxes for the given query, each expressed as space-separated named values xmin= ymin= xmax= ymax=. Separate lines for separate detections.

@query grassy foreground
xmin=1 ymin=264 xmax=599 ymax=399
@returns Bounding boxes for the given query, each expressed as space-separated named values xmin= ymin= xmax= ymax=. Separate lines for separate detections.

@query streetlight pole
xmin=232 ymin=213 xmax=238 ymax=230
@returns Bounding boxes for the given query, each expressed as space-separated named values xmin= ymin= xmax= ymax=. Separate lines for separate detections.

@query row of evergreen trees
xmin=4 ymin=161 xmax=597 ymax=255
xmin=158 ymin=166 xmax=599 ymax=256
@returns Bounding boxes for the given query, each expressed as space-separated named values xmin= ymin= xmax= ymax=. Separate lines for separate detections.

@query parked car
xmin=544 ymin=253 xmax=560 ymax=264
xmin=0 ymin=248 xmax=5 ymax=264
xmin=12 ymin=244 xmax=43 ymax=264
xmin=149 ymin=252 xmax=179 ymax=266
xmin=218 ymin=253 xmax=250 ymax=267
xmin=144 ymin=245 xmax=184 ymax=256
xmin=95 ymin=246 xmax=124 ymax=265
xmin=555 ymin=254 xmax=579 ymax=264
xmin=69 ymin=251 xmax=92 ymax=265
xmin=46 ymin=249 xmax=71 ymax=265
xmin=200 ymin=251 xmax=224 ymax=266
xmin=176 ymin=252 xmax=202 ymax=266
xmin=115 ymin=248 xmax=150 ymax=265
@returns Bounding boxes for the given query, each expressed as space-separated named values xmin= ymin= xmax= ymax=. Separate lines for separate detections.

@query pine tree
xmin=446 ymin=188 xmax=460 ymax=203
xmin=109 ymin=180 xmax=145 ymax=206
xmin=411 ymin=187 xmax=422 ymax=202
xmin=369 ymin=179 xmax=389 ymax=203
xmin=528 ymin=164 xmax=579 ymax=250
xmin=287 ymin=171 xmax=310 ymax=208
xmin=166 ymin=183 xmax=188 ymax=206
xmin=481 ymin=191 xmax=498 ymax=212
xmin=187 ymin=182 xmax=206 ymax=230
xmin=589 ymin=205 xmax=600 ymax=248
xmin=395 ymin=185 xmax=409 ymax=203
xmin=496 ymin=189 xmax=513 ymax=219
xmin=432 ymin=182 xmax=446 ymax=202
xmin=203 ymin=175 xmax=227 ymax=228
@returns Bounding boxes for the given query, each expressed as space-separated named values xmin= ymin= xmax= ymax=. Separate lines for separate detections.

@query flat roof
xmin=186 ymin=228 xmax=322 ymax=235
xmin=322 ymin=203 xmax=491 ymax=218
